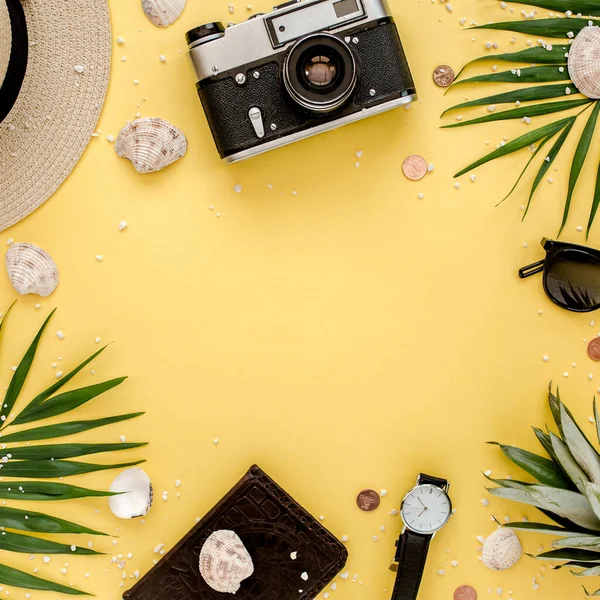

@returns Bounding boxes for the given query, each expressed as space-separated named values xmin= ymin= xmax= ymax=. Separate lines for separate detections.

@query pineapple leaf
xmin=559 ymin=101 xmax=600 ymax=235
xmin=0 ymin=506 xmax=106 ymax=536
xmin=489 ymin=442 xmax=573 ymax=488
xmin=524 ymin=117 xmax=576 ymax=218
xmin=12 ymin=377 xmax=128 ymax=426
xmin=533 ymin=426 xmax=557 ymax=460
xmin=485 ymin=475 xmax=532 ymax=489
xmin=454 ymin=116 xmax=573 ymax=178
xmin=551 ymin=431 xmax=589 ymax=493
xmin=530 ymin=485 xmax=600 ymax=531
xmin=0 ymin=442 xmax=147 ymax=461
xmin=585 ymin=482 xmax=600 ymax=523
xmin=470 ymin=17 xmax=591 ymax=38
xmin=450 ymin=65 xmax=569 ymax=88
xmin=584 ymin=585 xmax=600 ymax=595
xmin=0 ymin=481 xmax=118 ymax=501
xmin=549 ymin=385 xmax=563 ymax=432
xmin=553 ymin=535 xmax=600 ymax=550
xmin=587 ymin=158 xmax=600 ymax=237
xmin=534 ymin=548 xmax=600 ymax=562
xmin=442 ymin=83 xmax=573 ymax=116
xmin=576 ymin=565 xmax=600 ymax=576
xmin=0 ymin=412 xmax=144 ymax=443
xmin=506 ymin=522 xmax=589 ymax=536
xmin=0 ymin=310 xmax=55 ymax=424
xmin=497 ymin=0 xmax=600 ymax=17
xmin=0 ymin=564 xmax=89 ymax=595
xmin=560 ymin=403 xmax=600 ymax=483
xmin=442 ymin=99 xmax=591 ymax=129
xmin=595 ymin=399 xmax=600 ymax=446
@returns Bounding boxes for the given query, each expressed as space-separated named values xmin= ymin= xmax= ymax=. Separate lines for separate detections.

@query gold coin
xmin=356 ymin=489 xmax=380 ymax=512
xmin=454 ymin=585 xmax=477 ymax=600
xmin=588 ymin=337 xmax=600 ymax=361
xmin=402 ymin=155 xmax=428 ymax=181
xmin=433 ymin=65 xmax=455 ymax=87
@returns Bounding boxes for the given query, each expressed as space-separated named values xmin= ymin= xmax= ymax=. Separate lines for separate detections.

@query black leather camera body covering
xmin=196 ymin=18 xmax=416 ymax=160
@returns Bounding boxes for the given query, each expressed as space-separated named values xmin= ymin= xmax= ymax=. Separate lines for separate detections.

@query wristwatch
xmin=389 ymin=473 xmax=452 ymax=600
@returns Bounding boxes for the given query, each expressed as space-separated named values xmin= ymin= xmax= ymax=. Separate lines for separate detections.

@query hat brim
xmin=0 ymin=0 xmax=111 ymax=232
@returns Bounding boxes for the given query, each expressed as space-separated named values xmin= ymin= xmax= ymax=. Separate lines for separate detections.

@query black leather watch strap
xmin=418 ymin=473 xmax=448 ymax=489
xmin=391 ymin=529 xmax=431 ymax=600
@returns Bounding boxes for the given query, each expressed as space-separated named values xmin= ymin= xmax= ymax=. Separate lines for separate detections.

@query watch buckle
xmin=389 ymin=561 xmax=399 ymax=573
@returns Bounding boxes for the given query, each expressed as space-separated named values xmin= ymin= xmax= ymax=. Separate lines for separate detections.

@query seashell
xmin=108 ymin=468 xmax=153 ymax=519
xmin=199 ymin=530 xmax=254 ymax=594
xmin=568 ymin=26 xmax=600 ymax=99
xmin=5 ymin=243 xmax=59 ymax=297
xmin=482 ymin=528 xmax=522 ymax=571
xmin=142 ymin=0 xmax=186 ymax=27
xmin=115 ymin=117 xmax=187 ymax=174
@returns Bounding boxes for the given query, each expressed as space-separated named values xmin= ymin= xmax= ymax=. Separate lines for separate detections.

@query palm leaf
xmin=451 ymin=65 xmax=569 ymax=87
xmin=0 ymin=531 xmax=99 ymax=555
xmin=0 ymin=458 xmax=144 ymax=479
xmin=442 ymin=99 xmax=591 ymax=129
xmin=497 ymin=0 xmax=600 ymax=16
xmin=12 ymin=377 xmax=128 ymax=426
xmin=443 ymin=84 xmax=575 ymax=116
xmin=0 ymin=310 xmax=55 ymax=423
xmin=471 ymin=18 xmax=591 ymax=38
xmin=454 ymin=116 xmax=572 ymax=177
xmin=1 ymin=442 xmax=147 ymax=461
xmin=0 ymin=506 xmax=106 ymax=536
xmin=586 ymin=158 xmax=600 ymax=236
xmin=0 ymin=481 xmax=117 ymax=501
xmin=0 ymin=412 xmax=144 ymax=443
xmin=560 ymin=101 xmax=600 ymax=235
xmin=0 ymin=301 xmax=16 ymax=337
xmin=0 ymin=564 xmax=89 ymax=595
xmin=489 ymin=441 xmax=573 ymax=488
xmin=523 ymin=117 xmax=576 ymax=218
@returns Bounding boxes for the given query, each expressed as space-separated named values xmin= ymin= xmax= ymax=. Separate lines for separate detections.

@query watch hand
xmin=418 ymin=508 xmax=427 ymax=517
xmin=416 ymin=497 xmax=426 ymax=509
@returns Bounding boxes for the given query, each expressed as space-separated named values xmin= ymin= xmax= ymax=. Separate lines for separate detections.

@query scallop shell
xmin=199 ymin=530 xmax=254 ymax=594
xmin=142 ymin=0 xmax=186 ymax=27
xmin=568 ymin=26 xmax=600 ymax=99
xmin=5 ymin=243 xmax=59 ymax=297
xmin=108 ymin=468 xmax=153 ymax=519
xmin=115 ymin=118 xmax=187 ymax=174
xmin=482 ymin=528 xmax=522 ymax=571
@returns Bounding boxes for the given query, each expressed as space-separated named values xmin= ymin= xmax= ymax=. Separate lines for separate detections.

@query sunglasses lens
xmin=545 ymin=251 xmax=600 ymax=311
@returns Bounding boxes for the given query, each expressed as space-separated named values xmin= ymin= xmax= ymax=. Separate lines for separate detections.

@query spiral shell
xmin=142 ymin=0 xmax=186 ymax=27
xmin=199 ymin=530 xmax=254 ymax=594
xmin=5 ymin=243 xmax=59 ymax=297
xmin=115 ymin=118 xmax=187 ymax=174
xmin=482 ymin=528 xmax=522 ymax=571
xmin=568 ymin=25 xmax=600 ymax=99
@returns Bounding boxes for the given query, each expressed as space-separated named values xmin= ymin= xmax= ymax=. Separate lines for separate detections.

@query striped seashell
xmin=5 ymin=243 xmax=59 ymax=297
xmin=199 ymin=530 xmax=254 ymax=594
xmin=142 ymin=0 xmax=186 ymax=27
xmin=115 ymin=118 xmax=187 ymax=174
xmin=568 ymin=25 xmax=600 ymax=99
xmin=482 ymin=528 xmax=522 ymax=571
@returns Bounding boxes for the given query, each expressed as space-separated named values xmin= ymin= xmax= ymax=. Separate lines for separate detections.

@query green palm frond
xmin=444 ymin=1 xmax=600 ymax=235
xmin=0 ymin=304 xmax=146 ymax=594
xmin=488 ymin=387 xmax=600 ymax=596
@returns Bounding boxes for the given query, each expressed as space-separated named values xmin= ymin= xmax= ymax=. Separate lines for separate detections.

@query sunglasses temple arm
xmin=519 ymin=260 xmax=545 ymax=279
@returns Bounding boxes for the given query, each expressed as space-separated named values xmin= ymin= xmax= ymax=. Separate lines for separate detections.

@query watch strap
xmin=390 ymin=529 xmax=431 ymax=600
xmin=418 ymin=473 xmax=448 ymax=489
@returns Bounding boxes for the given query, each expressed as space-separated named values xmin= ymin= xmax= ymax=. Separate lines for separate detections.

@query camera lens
xmin=283 ymin=34 xmax=357 ymax=113
xmin=186 ymin=22 xmax=226 ymax=47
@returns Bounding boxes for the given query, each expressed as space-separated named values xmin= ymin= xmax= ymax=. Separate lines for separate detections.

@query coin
xmin=589 ymin=338 xmax=600 ymax=361
xmin=454 ymin=585 xmax=477 ymax=600
xmin=433 ymin=65 xmax=455 ymax=87
xmin=356 ymin=489 xmax=380 ymax=512
xmin=402 ymin=155 xmax=428 ymax=181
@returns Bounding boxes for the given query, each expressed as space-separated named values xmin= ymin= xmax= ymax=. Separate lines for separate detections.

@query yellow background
xmin=2 ymin=0 xmax=600 ymax=598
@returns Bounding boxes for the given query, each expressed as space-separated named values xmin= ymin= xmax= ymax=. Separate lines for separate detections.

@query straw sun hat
xmin=0 ymin=0 xmax=111 ymax=232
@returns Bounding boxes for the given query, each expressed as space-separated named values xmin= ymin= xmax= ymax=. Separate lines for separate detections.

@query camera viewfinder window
xmin=333 ymin=0 xmax=359 ymax=18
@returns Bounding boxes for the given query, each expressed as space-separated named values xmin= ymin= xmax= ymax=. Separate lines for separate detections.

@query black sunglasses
xmin=519 ymin=238 xmax=600 ymax=312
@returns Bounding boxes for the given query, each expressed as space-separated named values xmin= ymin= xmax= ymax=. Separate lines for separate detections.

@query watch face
xmin=400 ymin=484 xmax=452 ymax=534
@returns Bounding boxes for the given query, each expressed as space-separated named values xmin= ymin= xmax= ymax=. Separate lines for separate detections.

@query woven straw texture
xmin=0 ymin=0 xmax=111 ymax=232
xmin=0 ymin=0 xmax=10 ymax=85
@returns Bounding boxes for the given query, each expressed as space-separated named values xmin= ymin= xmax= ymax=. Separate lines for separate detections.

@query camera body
xmin=187 ymin=0 xmax=416 ymax=163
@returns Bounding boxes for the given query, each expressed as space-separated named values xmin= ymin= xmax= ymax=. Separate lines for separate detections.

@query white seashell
xmin=108 ymin=468 xmax=153 ymax=519
xmin=482 ymin=528 xmax=522 ymax=571
xmin=568 ymin=26 xmax=600 ymax=99
xmin=115 ymin=118 xmax=187 ymax=174
xmin=5 ymin=243 xmax=59 ymax=297
xmin=142 ymin=0 xmax=186 ymax=27
xmin=199 ymin=530 xmax=254 ymax=594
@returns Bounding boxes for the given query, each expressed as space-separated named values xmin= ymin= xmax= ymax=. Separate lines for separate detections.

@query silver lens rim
xmin=283 ymin=33 xmax=357 ymax=113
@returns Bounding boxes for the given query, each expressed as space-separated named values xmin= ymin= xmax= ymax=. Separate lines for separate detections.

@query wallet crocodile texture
xmin=123 ymin=464 xmax=348 ymax=600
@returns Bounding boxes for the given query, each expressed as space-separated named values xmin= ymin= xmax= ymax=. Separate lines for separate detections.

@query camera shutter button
xmin=248 ymin=107 xmax=265 ymax=139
